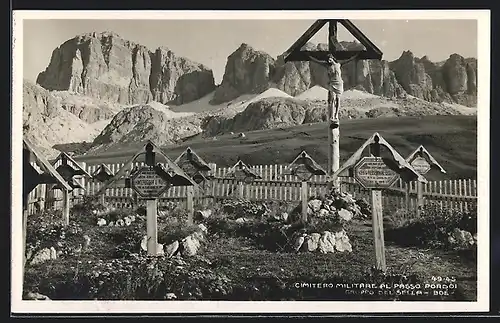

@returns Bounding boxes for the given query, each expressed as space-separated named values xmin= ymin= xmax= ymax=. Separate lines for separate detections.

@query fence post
xmin=371 ymin=189 xmax=386 ymax=271
xmin=186 ymin=186 xmax=194 ymax=225
xmin=238 ymin=181 xmax=244 ymax=199
xmin=62 ymin=188 xmax=70 ymax=225
xmin=146 ymin=199 xmax=158 ymax=255
xmin=416 ymin=181 xmax=424 ymax=217
xmin=405 ymin=181 xmax=410 ymax=214
xmin=246 ymin=183 xmax=251 ymax=200
xmin=301 ymin=181 xmax=308 ymax=222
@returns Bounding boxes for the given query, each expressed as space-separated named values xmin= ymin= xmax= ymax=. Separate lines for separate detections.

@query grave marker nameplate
xmin=405 ymin=145 xmax=446 ymax=216
xmin=353 ymin=156 xmax=400 ymax=190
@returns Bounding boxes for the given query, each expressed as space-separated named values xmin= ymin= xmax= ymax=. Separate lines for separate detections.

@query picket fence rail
xmin=26 ymin=162 xmax=478 ymax=217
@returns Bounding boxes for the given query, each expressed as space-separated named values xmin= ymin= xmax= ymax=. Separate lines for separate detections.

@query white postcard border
xmin=11 ymin=9 xmax=491 ymax=314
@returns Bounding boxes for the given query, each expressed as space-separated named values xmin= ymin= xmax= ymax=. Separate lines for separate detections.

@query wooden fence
xmin=27 ymin=162 xmax=478 ymax=217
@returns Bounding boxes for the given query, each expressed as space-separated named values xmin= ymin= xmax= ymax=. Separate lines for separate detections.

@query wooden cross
xmin=284 ymin=19 xmax=383 ymax=190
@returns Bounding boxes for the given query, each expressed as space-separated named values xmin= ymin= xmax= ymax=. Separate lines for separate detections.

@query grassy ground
xmin=75 ymin=115 xmax=477 ymax=179
xmin=203 ymin=218 xmax=477 ymax=301
xmin=23 ymin=201 xmax=476 ymax=301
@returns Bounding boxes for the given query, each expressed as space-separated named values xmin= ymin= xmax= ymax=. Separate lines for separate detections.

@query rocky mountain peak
xmin=211 ymin=43 xmax=276 ymax=104
xmin=81 ymin=31 xmax=123 ymax=39
xmin=36 ymin=32 xmax=216 ymax=106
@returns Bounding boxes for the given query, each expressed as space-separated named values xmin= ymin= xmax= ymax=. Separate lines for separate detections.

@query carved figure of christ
xmin=307 ymin=52 xmax=359 ymax=125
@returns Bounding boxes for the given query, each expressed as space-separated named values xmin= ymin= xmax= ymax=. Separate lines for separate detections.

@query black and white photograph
xmin=12 ymin=10 xmax=490 ymax=313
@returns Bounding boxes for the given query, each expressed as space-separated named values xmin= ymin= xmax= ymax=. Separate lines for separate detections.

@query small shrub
xmin=24 ymin=255 xmax=234 ymax=300
xmin=71 ymin=196 xmax=102 ymax=215
xmin=158 ymin=222 xmax=200 ymax=246
xmin=385 ymin=205 xmax=477 ymax=251
xmin=26 ymin=211 xmax=85 ymax=264
xmin=217 ymin=199 xmax=270 ymax=219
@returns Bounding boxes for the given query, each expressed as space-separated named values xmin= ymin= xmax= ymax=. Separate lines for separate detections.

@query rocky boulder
xmin=292 ymin=229 xmax=352 ymax=254
xmin=23 ymin=80 xmax=111 ymax=158
xmin=203 ymin=97 xmax=322 ymax=136
xmin=290 ymin=189 xmax=370 ymax=224
xmin=90 ymin=104 xmax=203 ymax=151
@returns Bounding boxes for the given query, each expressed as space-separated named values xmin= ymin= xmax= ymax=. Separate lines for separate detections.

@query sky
xmin=22 ymin=19 xmax=478 ymax=85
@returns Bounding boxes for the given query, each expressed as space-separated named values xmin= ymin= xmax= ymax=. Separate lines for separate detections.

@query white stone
xmin=338 ymin=209 xmax=353 ymax=221
xmin=156 ymin=243 xmax=165 ymax=256
xmin=25 ymin=292 xmax=51 ymax=300
xmin=31 ymin=248 xmax=52 ymax=265
xmin=318 ymin=232 xmax=335 ymax=253
xmin=192 ymin=230 xmax=205 ymax=242
xmin=49 ymin=247 xmax=57 ymax=260
xmin=334 ymin=229 xmax=347 ymax=239
xmin=165 ymin=293 xmax=177 ymax=300
xmin=317 ymin=209 xmax=330 ymax=217
xmin=325 ymin=231 xmax=336 ymax=248
xmin=181 ymin=236 xmax=199 ymax=257
xmin=83 ymin=235 xmax=91 ymax=248
xmin=140 ymin=235 xmax=148 ymax=252
xmin=124 ymin=217 xmax=132 ymax=226
xmin=335 ymin=233 xmax=352 ymax=252
xmin=196 ymin=209 xmax=212 ymax=219
xmin=198 ymin=223 xmax=208 ymax=234
xmin=306 ymin=233 xmax=321 ymax=252
xmin=293 ymin=234 xmax=307 ymax=252
xmin=165 ymin=241 xmax=180 ymax=258
xmin=308 ymin=199 xmax=322 ymax=212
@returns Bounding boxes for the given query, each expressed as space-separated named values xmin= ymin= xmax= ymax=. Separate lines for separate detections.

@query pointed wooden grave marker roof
xmin=94 ymin=140 xmax=199 ymax=196
xmin=286 ymin=150 xmax=327 ymax=176
xmin=53 ymin=152 xmax=93 ymax=178
xmin=91 ymin=163 xmax=115 ymax=177
xmin=225 ymin=158 xmax=262 ymax=180
xmin=329 ymin=132 xmax=428 ymax=184
xmin=90 ymin=164 xmax=115 ymax=183
xmin=406 ymin=145 xmax=446 ymax=174
xmin=174 ymin=147 xmax=212 ymax=172
xmin=284 ymin=19 xmax=383 ymax=62
xmin=23 ymin=138 xmax=72 ymax=192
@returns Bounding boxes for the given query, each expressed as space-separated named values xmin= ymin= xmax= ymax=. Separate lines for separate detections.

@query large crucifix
xmin=284 ymin=19 xmax=383 ymax=190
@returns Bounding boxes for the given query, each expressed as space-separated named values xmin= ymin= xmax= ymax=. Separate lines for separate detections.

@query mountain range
xmin=22 ymin=31 xmax=478 ymax=158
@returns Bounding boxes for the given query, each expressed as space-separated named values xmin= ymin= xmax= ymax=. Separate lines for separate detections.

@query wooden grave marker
xmin=330 ymin=132 xmax=427 ymax=272
xmin=174 ymin=147 xmax=214 ymax=224
xmin=225 ymin=158 xmax=261 ymax=199
xmin=405 ymin=145 xmax=446 ymax=216
xmin=284 ymin=19 xmax=382 ymax=189
xmin=51 ymin=152 xmax=93 ymax=224
xmin=94 ymin=141 xmax=198 ymax=256
xmin=91 ymin=164 xmax=115 ymax=205
xmin=22 ymin=138 xmax=73 ymax=292
xmin=285 ymin=150 xmax=327 ymax=222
